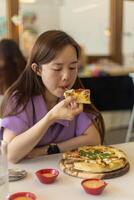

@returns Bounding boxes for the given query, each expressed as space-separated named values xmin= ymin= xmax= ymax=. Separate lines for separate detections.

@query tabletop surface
xmin=9 ymin=142 xmax=134 ymax=200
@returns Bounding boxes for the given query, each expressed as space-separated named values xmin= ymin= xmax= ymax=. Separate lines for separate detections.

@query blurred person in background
xmin=0 ymin=39 xmax=26 ymax=99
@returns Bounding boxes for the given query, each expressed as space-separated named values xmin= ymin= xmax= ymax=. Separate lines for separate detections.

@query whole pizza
xmin=60 ymin=145 xmax=130 ymax=179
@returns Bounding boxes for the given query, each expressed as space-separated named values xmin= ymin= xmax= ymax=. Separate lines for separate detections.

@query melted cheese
xmin=64 ymin=89 xmax=90 ymax=104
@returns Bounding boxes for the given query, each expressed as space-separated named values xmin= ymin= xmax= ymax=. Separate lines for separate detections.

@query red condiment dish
xmin=81 ymin=178 xmax=108 ymax=195
xmin=35 ymin=168 xmax=59 ymax=184
xmin=8 ymin=192 xmax=36 ymax=200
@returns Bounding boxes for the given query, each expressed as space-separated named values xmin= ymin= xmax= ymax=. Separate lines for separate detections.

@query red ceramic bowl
xmin=35 ymin=168 xmax=59 ymax=184
xmin=81 ymin=178 xmax=108 ymax=195
xmin=8 ymin=192 xmax=36 ymax=200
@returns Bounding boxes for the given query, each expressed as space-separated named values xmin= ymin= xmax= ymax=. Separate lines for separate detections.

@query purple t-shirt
xmin=0 ymin=95 xmax=94 ymax=147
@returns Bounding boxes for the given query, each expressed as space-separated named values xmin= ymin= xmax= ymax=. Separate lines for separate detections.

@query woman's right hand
xmin=48 ymin=97 xmax=83 ymax=122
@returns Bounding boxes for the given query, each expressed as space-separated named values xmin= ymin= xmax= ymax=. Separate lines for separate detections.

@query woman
xmin=0 ymin=30 xmax=105 ymax=163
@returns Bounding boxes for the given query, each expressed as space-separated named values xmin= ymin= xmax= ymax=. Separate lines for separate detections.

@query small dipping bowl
xmin=81 ymin=178 xmax=108 ymax=195
xmin=8 ymin=192 xmax=36 ymax=200
xmin=35 ymin=168 xmax=59 ymax=184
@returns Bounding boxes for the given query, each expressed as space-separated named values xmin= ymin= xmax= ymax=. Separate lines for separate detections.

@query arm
xmin=3 ymin=97 xmax=82 ymax=163
xmin=58 ymin=123 xmax=101 ymax=152
xmin=26 ymin=123 xmax=101 ymax=158
xmin=3 ymin=112 xmax=54 ymax=163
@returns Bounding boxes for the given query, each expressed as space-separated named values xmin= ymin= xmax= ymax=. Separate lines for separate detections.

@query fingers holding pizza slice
xmin=64 ymin=88 xmax=91 ymax=104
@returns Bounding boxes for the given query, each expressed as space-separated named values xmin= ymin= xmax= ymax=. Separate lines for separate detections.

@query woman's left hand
xmin=26 ymin=146 xmax=48 ymax=159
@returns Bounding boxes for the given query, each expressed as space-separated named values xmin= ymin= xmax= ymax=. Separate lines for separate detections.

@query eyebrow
xmin=53 ymin=61 xmax=78 ymax=65
xmin=70 ymin=61 xmax=78 ymax=64
xmin=53 ymin=62 xmax=63 ymax=66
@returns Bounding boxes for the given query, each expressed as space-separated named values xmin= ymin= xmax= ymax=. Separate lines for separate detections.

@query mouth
xmin=56 ymin=86 xmax=70 ymax=97
xmin=59 ymin=85 xmax=70 ymax=90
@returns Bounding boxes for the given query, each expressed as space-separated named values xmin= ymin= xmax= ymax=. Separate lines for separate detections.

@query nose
xmin=61 ymin=69 xmax=70 ymax=82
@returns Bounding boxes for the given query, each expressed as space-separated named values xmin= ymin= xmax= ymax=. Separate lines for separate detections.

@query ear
xmin=31 ymin=63 xmax=42 ymax=76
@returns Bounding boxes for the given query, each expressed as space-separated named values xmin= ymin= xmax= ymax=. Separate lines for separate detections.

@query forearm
xmin=25 ymin=145 xmax=48 ymax=159
xmin=24 ymin=127 xmax=101 ymax=158
xmin=7 ymin=113 xmax=54 ymax=163
xmin=58 ymin=131 xmax=101 ymax=152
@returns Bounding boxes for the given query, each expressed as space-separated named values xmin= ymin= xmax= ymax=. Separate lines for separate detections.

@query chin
xmin=56 ymin=93 xmax=63 ymax=98
xmin=55 ymin=91 xmax=64 ymax=98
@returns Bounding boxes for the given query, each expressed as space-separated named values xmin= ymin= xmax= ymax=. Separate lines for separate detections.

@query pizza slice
xmin=64 ymin=88 xmax=91 ymax=104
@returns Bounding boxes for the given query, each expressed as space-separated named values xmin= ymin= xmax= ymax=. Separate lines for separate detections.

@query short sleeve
xmin=0 ymin=100 xmax=33 ymax=139
xmin=1 ymin=115 xmax=29 ymax=134
xmin=75 ymin=112 xmax=96 ymax=136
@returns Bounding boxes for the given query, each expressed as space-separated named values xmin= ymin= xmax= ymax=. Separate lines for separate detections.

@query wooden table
xmin=9 ymin=142 xmax=134 ymax=200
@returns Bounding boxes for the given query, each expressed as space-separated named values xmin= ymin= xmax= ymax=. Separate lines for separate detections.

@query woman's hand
xmin=48 ymin=97 xmax=83 ymax=122
xmin=26 ymin=146 xmax=48 ymax=159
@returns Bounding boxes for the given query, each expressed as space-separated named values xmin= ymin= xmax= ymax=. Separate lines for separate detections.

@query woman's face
xmin=40 ymin=45 xmax=78 ymax=98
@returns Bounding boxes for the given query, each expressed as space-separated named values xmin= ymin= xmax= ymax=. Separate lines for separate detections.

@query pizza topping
xmin=64 ymin=88 xmax=91 ymax=104
xmin=79 ymin=149 xmax=112 ymax=160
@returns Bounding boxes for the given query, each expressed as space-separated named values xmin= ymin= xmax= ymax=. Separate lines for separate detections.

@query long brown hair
xmin=0 ymin=30 xmax=105 ymax=143
xmin=0 ymin=39 xmax=26 ymax=94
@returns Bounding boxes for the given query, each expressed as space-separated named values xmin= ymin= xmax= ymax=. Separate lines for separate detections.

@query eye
xmin=52 ymin=68 xmax=62 ymax=71
xmin=69 ymin=63 xmax=78 ymax=70
xmin=69 ymin=67 xmax=76 ymax=70
xmin=51 ymin=63 xmax=63 ymax=71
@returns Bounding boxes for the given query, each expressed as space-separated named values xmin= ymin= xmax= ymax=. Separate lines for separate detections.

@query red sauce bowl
xmin=81 ymin=178 xmax=108 ymax=195
xmin=8 ymin=192 xmax=36 ymax=200
xmin=35 ymin=168 xmax=59 ymax=184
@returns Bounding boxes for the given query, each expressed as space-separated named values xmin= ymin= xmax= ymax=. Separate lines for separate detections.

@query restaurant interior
xmin=1 ymin=0 xmax=134 ymax=144
xmin=0 ymin=1 xmax=134 ymax=200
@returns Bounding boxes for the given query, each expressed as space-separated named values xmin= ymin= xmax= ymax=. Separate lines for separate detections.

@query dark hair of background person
xmin=0 ymin=39 xmax=26 ymax=94
xmin=0 ymin=30 xmax=105 ymax=143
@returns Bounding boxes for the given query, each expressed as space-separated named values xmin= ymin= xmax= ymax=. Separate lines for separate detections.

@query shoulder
xmin=6 ymin=94 xmax=43 ymax=112
xmin=0 ymin=95 xmax=43 ymax=134
xmin=77 ymin=111 xmax=95 ymax=121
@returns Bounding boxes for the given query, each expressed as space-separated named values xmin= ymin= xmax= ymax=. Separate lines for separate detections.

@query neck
xmin=43 ymin=90 xmax=59 ymax=110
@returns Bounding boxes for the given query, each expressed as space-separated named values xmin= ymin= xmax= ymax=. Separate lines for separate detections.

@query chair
xmin=125 ymin=73 xmax=134 ymax=142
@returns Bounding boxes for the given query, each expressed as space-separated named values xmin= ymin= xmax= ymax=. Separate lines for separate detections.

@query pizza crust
xmin=60 ymin=159 xmax=130 ymax=179
xmin=73 ymin=158 xmax=127 ymax=173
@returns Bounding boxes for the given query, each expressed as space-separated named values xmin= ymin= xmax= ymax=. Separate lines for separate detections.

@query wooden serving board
xmin=100 ymin=163 xmax=130 ymax=179
xmin=60 ymin=160 xmax=130 ymax=179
